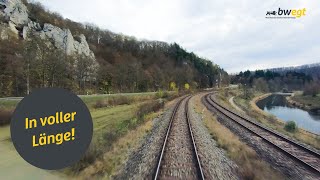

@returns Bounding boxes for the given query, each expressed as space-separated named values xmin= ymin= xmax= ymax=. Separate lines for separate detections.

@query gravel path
xmin=189 ymin=96 xmax=239 ymax=180
xmin=203 ymin=95 xmax=319 ymax=180
xmin=229 ymin=96 xmax=245 ymax=114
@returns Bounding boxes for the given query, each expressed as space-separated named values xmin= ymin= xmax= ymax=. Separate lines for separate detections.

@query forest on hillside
xmin=0 ymin=1 xmax=227 ymax=97
xmin=268 ymin=63 xmax=320 ymax=80
xmin=231 ymin=68 xmax=320 ymax=96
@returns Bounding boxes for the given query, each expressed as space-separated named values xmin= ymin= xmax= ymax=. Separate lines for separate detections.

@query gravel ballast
xmin=113 ymin=99 xmax=178 ymax=179
xmin=114 ymin=95 xmax=241 ymax=179
xmin=189 ymin=96 xmax=239 ymax=179
xmin=203 ymin=94 xmax=319 ymax=180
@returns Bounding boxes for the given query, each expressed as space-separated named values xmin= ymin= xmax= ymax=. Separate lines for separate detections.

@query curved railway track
xmin=153 ymin=96 xmax=205 ymax=180
xmin=204 ymin=93 xmax=320 ymax=175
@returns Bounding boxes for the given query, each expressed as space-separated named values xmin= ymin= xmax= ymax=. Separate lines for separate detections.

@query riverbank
xmin=222 ymin=89 xmax=320 ymax=150
xmin=250 ymin=93 xmax=273 ymax=118
xmin=286 ymin=92 xmax=320 ymax=114
xmin=252 ymin=93 xmax=320 ymax=134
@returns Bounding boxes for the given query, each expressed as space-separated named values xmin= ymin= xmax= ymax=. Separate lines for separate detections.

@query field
xmin=0 ymin=91 xmax=177 ymax=179
xmin=0 ymin=92 xmax=158 ymax=109
xmin=0 ymin=125 xmax=68 ymax=179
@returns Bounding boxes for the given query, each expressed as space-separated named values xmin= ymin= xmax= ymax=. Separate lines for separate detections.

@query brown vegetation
xmin=193 ymin=94 xmax=284 ymax=179
xmin=232 ymin=70 xmax=313 ymax=92
xmin=0 ymin=1 xmax=225 ymax=98
xmin=0 ymin=109 xmax=13 ymax=126
xmin=229 ymin=90 xmax=320 ymax=149
xmin=68 ymin=96 xmax=166 ymax=175
xmin=303 ymin=82 xmax=320 ymax=97
xmin=94 ymin=95 xmax=133 ymax=108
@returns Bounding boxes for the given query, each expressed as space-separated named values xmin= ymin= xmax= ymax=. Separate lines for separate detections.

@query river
xmin=256 ymin=94 xmax=320 ymax=134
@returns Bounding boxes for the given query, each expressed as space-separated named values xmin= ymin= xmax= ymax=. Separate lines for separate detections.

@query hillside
xmin=268 ymin=63 xmax=320 ymax=80
xmin=0 ymin=0 xmax=226 ymax=97
xmin=231 ymin=62 xmax=320 ymax=93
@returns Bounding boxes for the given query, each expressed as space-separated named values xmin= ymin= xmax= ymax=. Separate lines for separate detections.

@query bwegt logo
xmin=266 ymin=8 xmax=306 ymax=19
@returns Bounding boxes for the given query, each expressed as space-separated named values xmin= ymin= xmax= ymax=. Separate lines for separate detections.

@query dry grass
xmin=248 ymin=94 xmax=320 ymax=149
xmin=71 ymin=95 xmax=177 ymax=179
xmin=94 ymin=95 xmax=147 ymax=108
xmin=292 ymin=93 xmax=320 ymax=109
xmin=136 ymin=100 xmax=164 ymax=119
xmin=78 ymin=112 xmax=158 ymax=180
xmin=221 ymin=88 xmax=320 ymax=150
xmin=93 ymin=91 xmax=178 ymax=109
xmin=68 ymin=99 xmax=165 ymax=175
xmin=193 ymin=94 xmax=284 ymax=180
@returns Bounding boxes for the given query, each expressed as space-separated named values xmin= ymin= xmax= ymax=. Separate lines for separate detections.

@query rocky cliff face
xmin=0 ymin=0 xmax=95 ymax=59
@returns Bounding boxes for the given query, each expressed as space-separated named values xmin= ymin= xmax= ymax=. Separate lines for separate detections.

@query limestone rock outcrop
xmin=0 ymin=0 xmax=29 ymax=27
xmin=0 ymin=0 xmax=95 ymax=59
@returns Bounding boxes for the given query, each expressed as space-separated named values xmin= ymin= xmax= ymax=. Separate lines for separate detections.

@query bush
xmin=303 ymin=83 xmax=320 ymax=97
xmin=284 ymin=121 xmax=297 ymax=132
xmin=0 ymin=109 xmax=13 ymax=126
xmin=94 ymin=99 xmax=108 ymax=108
xmin=136 ymin=100 xmax=164 ymax=120
xmin=70 ymin=143 xmax=101 ymax=172
xmin=156 ymin=90 xmax=170 ymax=99
xmin=167 ymin=92 xmax=181 ymax=101
xmin=115 ymin=95 xmax=131 ymax=105
xmin=94 ymin=95 xmax=132 ymax=108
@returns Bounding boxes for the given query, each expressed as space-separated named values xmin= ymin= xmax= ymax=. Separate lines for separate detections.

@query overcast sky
xmin=33 ymin=0 xmax=320 ymax=73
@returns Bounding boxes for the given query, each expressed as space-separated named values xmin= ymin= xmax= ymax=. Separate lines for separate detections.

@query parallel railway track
xmin=205 ymin=93 xmax=320 ymax=175
xmin=153 ymin=96 xmax=205 ymax=179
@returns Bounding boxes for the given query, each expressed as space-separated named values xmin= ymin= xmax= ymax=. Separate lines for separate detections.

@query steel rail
xmin=153 ymin=95 xmax=205 ymax=179
xmin=205 ymin=93 xmax=320 ymax=175
xmin=185 ymin=96 xmax=205 ymax=180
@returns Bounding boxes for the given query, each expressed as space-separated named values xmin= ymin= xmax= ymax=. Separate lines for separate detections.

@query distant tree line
xmin=268 ymin=63 xmax=320 ymax=81
xmin=0 ymin=1 xmax=225 ymax=97
xmin=231 ymin=69 xmax=314 ymax=93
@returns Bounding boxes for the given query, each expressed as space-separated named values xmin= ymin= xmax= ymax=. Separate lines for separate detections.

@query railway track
xmin=205 ymin=93 xmax=320 ymax=175
xmin=153 ymin=96 xmax=205 ymax=180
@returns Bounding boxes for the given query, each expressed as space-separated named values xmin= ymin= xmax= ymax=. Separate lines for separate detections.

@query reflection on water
xmin=256 ymin=95 xmax=320 ymax=134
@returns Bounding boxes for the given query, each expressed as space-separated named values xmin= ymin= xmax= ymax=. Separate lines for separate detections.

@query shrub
xmin=156 ymin=90 xmax=169 ymax=99
xmin=94 ymin=99 xmax=108 ymax=108
xmin=156 ymin=90 xmax=164 ymax=99
xmin=71 ymin=143 xmax=100 ymax=172
xmin=303 ymin=83 xmax=320 ymax=97
xmin=94 ymin=95 xmax=132 ymax=109
xmin=0 ymin=109 xmax=13 ymax=126
xmin=267 ymin=114 xmax=277 ymax=124
xmin=166 ymin=92 xmax=181 ymax=101
xmin=284 ymin=121 xmax=297 ymax=132
xmin=114 ymin=95 xmax=131 ymax=105
xmin=136 ymin=100 xmax=164 ymax=120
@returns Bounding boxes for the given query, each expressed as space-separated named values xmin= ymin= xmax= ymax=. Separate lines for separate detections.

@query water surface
xmin=256 ymin=95 xmax=320 ymax=134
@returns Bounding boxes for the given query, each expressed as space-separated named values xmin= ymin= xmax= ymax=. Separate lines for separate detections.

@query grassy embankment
xmin=219 ymin=87 xmax=320 ymax=149
xmin=0 ymin=92 xmax=163 ymax=126
xmin=0 ymin=91 xmax=179 ymax=179
xmin=192 ymin=94 xmax=284 ymax=180
xmin=289 ymin=91 xmax=320 ymax=111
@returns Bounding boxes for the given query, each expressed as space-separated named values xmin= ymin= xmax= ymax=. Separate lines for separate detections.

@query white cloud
xmin=33 ymin=0 xmax=320 ymax=73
